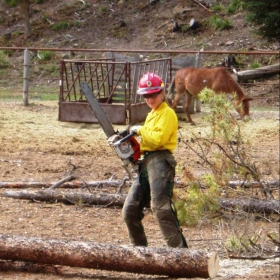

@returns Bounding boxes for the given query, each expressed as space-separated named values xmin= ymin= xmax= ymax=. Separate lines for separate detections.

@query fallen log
xmin=0 ymin=180 xmax=123 ymax=189
xmin=3 ymin=190 xmax=126 ymax=207
xmin=2 ymin=190 xmax=280 ymax=214
xmin=219 ymin=198 xmax=280 ymax=214
xmin=234 ymin=63 xmax=280 ymax=82
xmin=228 ymin=180 xmax=279 ymax=189
xmin=0 ymin=234 xmax=219 ymax=278
xmin=1 ymin=179 xmax=278 ymax=190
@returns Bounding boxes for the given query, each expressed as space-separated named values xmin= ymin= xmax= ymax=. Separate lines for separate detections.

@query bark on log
xmin=0 ymin=234 xmax=219 ymax=278
xmin=219 ymin=198 xmax=280 ymax=214
xmin=2 ymin=190 xmax=279 ymax=214
xmin=3 ymin=190 xmax=126 ymax=207
xmin=2 ymin=179 xmax=277 ymax=189
xmin=228 ymin=180 xmax=279 ymax=189
xmin=234 ymin=63 xmax=280 ymax=82
xmin=0 ymin=180 xmax=122 ymax=189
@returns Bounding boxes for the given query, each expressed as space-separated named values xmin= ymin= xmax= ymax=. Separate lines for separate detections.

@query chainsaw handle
xmin=113 ymin=132 xmax=136 ymax=146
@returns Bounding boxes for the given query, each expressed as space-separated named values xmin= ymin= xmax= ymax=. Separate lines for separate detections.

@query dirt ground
xmin=0 ymin=0 xmax=279 ymax=278
xmin=0 ymin=99 xmax=279 ymax=280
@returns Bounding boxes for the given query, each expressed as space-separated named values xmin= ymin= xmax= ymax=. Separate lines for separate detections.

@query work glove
xmin=130 ymin=125 xmax=142 ymax=134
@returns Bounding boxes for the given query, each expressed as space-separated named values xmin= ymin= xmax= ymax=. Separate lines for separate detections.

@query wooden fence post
xmin=23 ymin=48 xmax=30 ymax=106
xmin=195 ymin=52 xmax=201 ymax=113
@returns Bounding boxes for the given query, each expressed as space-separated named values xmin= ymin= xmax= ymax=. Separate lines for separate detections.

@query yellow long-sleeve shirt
xmin=137 ymin=102 xmax=178 ymax=154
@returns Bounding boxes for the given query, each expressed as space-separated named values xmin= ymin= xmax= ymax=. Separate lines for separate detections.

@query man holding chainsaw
xmin=122 ymin=72 xmax=188 ymax=248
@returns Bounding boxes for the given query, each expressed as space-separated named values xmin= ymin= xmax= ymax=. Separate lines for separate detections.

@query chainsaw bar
xmin=80 ymin=81 xmax=115 ymax=138
xmin=80 ymin=81 xmax=139 ymax=179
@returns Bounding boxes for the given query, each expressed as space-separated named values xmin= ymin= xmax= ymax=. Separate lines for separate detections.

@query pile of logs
xmin=0 ymin=178 xmax=279 ymax=278
xmin=1 ymin=179 xmax=279 ymax=214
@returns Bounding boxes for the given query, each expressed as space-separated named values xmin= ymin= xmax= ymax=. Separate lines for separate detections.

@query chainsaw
xmin=80 ymin=82 xmax=141 ymax=179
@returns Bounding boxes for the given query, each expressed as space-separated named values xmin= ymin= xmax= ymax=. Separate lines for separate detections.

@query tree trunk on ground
xmin=218 ymin=198 xmax=279 ymax=214
xmin=0 ymin=180 xmax=122 ymax=189
xmin=3 ymin=190 xmax=126 ymax=207
xmin=2 ymin=190 xmax=279 ymax=214
xmin=235 ymin=63 xmax=280 ymax=82
xmin=0 ymin=234 xmax=220 ymax=279
xmin=228 ymin=180 xmax=279 ymax=189
xmin=1 ymin=179 xmax=278 ymax=189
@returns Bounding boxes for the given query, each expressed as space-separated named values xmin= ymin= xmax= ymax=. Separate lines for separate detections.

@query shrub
xmin=181 ymin=24 xmax=190 ymax=33
xmin=227 ymin=0 xmax=245 ymax=14
xmin=210 ymin=4 xmax=225 ymax=12
xmin=3 ymin=0 xmax=19 ymax=7
xmin=51 ymin=21 xmax=69 ymax=31
xmin=175 ymin=89 xmax=266 ymax=226
xmin=207 ymin=15 xmax=232 ymax=30
xmin=175 ymin=176 xmax=221 ymax=226
xmin=98 ymin=6 xmax=108 ymax=14
xmin=250 ymin=61 xmax=261 ymax=69
xmin=37 ymin=51 xmax=54 ymax=61
xmin=0 ymin=51 xmax=9 ymax=69
xmin=243 ymin=0 xmax=280 ymax=39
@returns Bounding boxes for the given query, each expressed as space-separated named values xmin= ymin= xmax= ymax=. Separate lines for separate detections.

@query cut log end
xmin=0 ymin=234 xmax=220 ymax=279
xmin=208 ymin=252 xmax=220 ymax=278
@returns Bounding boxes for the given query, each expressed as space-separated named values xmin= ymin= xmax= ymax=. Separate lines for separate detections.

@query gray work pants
xmin=122 ymin=151 xmax=187 ymax=248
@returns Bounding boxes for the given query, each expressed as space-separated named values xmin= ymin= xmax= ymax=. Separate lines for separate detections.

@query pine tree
xmin=242 ymin=0 xmax=280 ymax=39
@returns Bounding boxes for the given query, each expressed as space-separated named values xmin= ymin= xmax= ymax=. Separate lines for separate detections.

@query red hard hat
xmin=137 ymin=72 xmax=164 ymax=95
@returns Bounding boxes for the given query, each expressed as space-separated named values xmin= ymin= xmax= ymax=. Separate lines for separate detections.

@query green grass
xmin=227 ymin=0 xmax=245 ymax=14
xmin=30 ymin=93 xmax=59 ymax=101
xmin=207 ymin=15 xmax=232 ymax=30
xmin=210 ymin=4 xmax=225 ymax=12
xmin=250 ymin=61 xmax=262 ymax=69
xmin=0 ymin=89 xmax=59 ymax=101
xmin=37 ymin=51 xmax=55 ymax=61
xmin=0 ymin=51 xmax=10 ymax=69
xmin=51 ymin=21 xmax=70 ymax=31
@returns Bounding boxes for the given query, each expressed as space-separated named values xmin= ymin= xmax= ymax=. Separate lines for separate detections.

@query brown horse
xmin=167 ymin=67 xmax=253 ymax=125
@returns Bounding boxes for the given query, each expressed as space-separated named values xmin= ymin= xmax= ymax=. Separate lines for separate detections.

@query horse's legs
xmin=171 ymin=92 xmax=182 ymax=110
xmin=183 ymin=92 xmax=195 ymax=125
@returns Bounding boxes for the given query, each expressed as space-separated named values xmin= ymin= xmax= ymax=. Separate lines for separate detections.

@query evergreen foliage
xmin=242 ymin=0 xmax=280 ymax=39
xmin=3 ymin=0 xmax=19 ymax=7
xmin=175 ymin=89 xmax=264 ymax=226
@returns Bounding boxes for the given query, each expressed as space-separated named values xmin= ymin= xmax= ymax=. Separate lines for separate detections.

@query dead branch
xmin=116 ymin=176 xmax=129 ymax=194
xmin=179 ymin=130 xmax=277 ymax=199
xmin=191 ymin=0 xmax=211 ymax=12
xmin=48 ymin=175 xmax=76 ymax=190
xmin=228 ymin=253 xmax=280 ymax=260
xmin=267 ymin=233 xmax=280 ymax=247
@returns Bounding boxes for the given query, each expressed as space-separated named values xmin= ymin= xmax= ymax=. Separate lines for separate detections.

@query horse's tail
xmin=167 ymin=76 xmax=175 ymax=99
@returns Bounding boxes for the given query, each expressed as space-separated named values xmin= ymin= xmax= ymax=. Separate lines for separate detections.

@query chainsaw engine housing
xmin=108 ymin=134 xmax=140 ymax=162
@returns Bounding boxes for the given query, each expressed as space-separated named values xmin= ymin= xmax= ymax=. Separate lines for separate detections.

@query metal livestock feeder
xmin=58 ymin=58 xmax=172 ymax=125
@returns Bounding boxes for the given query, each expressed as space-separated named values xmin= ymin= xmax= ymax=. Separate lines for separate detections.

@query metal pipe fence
xmin=0 ymin=47 xmax=278 ymax=111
